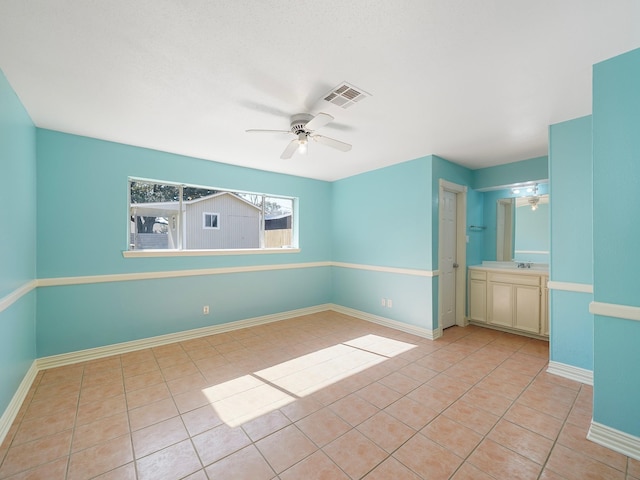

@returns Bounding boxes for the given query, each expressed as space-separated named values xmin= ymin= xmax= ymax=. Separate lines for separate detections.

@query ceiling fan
xmin=246 ymin=112 xmax=352 ymax=159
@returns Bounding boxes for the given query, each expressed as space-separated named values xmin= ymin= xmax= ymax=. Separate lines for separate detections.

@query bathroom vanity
xmin=468 ymin=263 xmax=549 ymax=339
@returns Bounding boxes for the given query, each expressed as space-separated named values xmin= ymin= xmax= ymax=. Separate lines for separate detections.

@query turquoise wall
xmin=592 ymin=47 xmax=640 ymax=436
xmin=472 ymin=155 xmax=549 ymax=191
xmin=331 ymin=156 xmax=431 ymax=270
xmin=331 ymin=157 xmax=436 ymax=328
xmin=37 ymin=268 xmax=331 ymax=357
xmin=549 ymin=116 xmax=593 ymax=284
xmin=551 ymin=291 xmax=594 ymax=369
xmin=0 ymin=69 xmax=37 ymax=414
xmin=465 ymin=188 xmax=485 ymax=267
xmin=35 ymin=130 xmax=333 ymax=356
xmin=548 ymin=115 xmax=593 ymax=372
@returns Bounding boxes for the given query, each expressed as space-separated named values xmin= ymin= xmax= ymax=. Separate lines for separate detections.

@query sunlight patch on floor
xmin=202 ymin=334 xmax=416 ymax=427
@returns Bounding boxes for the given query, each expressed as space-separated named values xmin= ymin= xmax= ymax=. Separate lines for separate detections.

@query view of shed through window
xmin=129 ymin=179 xmax=295 ymax=251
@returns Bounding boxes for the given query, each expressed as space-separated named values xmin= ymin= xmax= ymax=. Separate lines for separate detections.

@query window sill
xmin=122 ymin=248 xmax=301 ymax=258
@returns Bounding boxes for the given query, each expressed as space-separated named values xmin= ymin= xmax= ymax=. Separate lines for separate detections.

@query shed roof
xmin=131 ymin=191 xmax=261 ymax=216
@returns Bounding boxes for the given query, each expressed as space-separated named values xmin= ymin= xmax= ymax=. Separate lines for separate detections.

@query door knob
xmin=453 ymin=263 xmax=459 ymax=268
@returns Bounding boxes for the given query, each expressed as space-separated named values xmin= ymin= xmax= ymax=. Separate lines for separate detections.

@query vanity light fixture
xmin=512 ymin=183 xmax=539 ymax=196
xmin=512 ymin=183 xmax=541 ymax=210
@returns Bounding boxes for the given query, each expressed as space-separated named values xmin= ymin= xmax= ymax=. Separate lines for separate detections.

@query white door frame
xmin=438 ymin=179 xmax=467 ymax=330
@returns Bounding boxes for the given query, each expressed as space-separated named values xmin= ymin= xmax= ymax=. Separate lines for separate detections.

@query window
xmin=128 ymin=178 xmax=296 ymax=252
xmin=203 ymin=213 xmax=219 ymax=229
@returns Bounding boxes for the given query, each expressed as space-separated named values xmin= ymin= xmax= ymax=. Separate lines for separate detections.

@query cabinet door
xmin=541 ymin=286 xmax=549 ymax=336
xmin=514 ymin=285 xmax=541 ymax=333
xmin=469 ymin=279 xmax=487 ymax=323
xmin=488 ymin=282 xmax=513 ymax=328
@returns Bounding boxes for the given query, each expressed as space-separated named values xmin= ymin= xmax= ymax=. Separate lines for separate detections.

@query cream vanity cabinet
xmin=469 ymin=269 xmax=488 ymax=323
xmin=468 ymin=267 xmax=549 ymax=337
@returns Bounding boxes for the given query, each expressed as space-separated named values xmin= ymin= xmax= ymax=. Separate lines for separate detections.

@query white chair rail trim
xmin=547 ymin=281 xmax=593 ymax=294
xmin=590 ymin=301 xmax=640 ymax=322
xmin=1 ymin=263 xmax=436 ymax=301
xmin=0 ymin=280 xmax=37 ymax=314
xmin=331 ymin=262 xmax=437 ymax=277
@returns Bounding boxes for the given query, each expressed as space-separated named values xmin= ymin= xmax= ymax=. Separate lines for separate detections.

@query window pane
xmin=129 ymin=179 xmax=297 ymax=252
xmin=203 ymin=213 xmax=219 ymax=229
xmin=184 ymin=189 xmax=259 ymax=249
xmin=129 ymin=181 xmax=180 ymax=249
xmin=264 ymin=196 xmax=293 ymax=248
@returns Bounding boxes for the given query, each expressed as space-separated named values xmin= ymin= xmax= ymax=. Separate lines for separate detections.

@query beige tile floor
xmin=1 ymin=311 xmax=638 ymax=479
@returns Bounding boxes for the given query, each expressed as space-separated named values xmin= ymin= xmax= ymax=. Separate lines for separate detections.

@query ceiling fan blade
xmin=246 ymin=129 xmax=292 ymax=134
xmin=304 ymin=112 xmax=334 ymax=131
xmin=312 ymin=134 xmax=352 ymax=152
xmin=280 ymin=139 xmax=299 ymax=159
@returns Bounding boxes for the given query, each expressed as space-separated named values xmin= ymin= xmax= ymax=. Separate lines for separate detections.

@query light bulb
xmin=531 ymin=204 xmax=538 ymax=211
xmin=512 ymin=189 xmax=520 ymax=194
xmin=297 ymin=133 xmax=308 ymax=155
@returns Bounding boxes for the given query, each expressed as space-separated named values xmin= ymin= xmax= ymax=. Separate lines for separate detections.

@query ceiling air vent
xmin=323 ymin=82 xmax=370 ymax=109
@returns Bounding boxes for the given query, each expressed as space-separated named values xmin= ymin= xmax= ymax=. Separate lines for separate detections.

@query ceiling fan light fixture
xmin=247 ymin=111 xmax=351 ymax=159
xmin=297 ymin=132 xmax=308 ymax=154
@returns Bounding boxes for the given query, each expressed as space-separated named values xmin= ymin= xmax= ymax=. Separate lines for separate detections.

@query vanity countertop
xmin=469 ymin=262 xmax=549 ymax=275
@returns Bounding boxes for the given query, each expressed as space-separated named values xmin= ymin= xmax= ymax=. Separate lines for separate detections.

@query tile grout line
xmin=533 ymin=381 xmax=582 ymax=480
xmin=152 ymin=344 xmax=207 ymax=478
xmin=418 ymin=333 xmax=551 ymax=479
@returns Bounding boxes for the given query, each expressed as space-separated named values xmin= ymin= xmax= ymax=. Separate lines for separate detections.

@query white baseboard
xmin=588 ymin=421 xmax=640 ymax=461
xmin=547 ymin=361 xmax=593 ymax=385
xmin=38 ymin=304 xmax=333 ymax=369
xmin=329 ymin=304 xmax=441 ymax=340
xmin=0 ymin=361 xmax=38 ymax=447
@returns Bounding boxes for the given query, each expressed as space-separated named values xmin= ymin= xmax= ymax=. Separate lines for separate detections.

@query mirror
xmin=496 ymin=194 xmax=550 ymax=263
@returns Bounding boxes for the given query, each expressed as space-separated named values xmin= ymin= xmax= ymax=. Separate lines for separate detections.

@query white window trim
xmin=203 ymin=212 xmax=220 ymax=230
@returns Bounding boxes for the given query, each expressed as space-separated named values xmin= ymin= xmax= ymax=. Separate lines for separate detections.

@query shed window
xmin=203 ymin=213 xmax=219 ymax=229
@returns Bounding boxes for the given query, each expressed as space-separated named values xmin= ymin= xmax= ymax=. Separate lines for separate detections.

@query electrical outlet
xmin=387 ymin=299 xmax=393 ymax=308
xmin=203 ymin=305 xmax=210 ymax=315
xmin=381 ymin=298 xmax=386 ymax=307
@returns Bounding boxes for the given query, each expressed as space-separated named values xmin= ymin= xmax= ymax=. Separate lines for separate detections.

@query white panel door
xmin=441 ymin=190 xmax=457 ymax=329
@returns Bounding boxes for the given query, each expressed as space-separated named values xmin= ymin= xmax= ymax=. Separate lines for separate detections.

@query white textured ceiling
xmin=1 ymin=1 xmax=639 ymax=181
